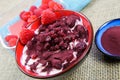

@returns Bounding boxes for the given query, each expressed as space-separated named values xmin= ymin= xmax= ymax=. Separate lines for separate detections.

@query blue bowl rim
xmin=95 ymin=18 xmax=120 ymax=58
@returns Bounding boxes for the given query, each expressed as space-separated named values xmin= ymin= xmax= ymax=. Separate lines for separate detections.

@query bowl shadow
xmin=93 ymin=39 xmax=120 ymax=63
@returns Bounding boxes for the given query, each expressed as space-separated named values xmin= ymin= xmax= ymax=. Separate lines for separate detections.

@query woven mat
xmin=0 ymin=0 xmax=120 ymax=80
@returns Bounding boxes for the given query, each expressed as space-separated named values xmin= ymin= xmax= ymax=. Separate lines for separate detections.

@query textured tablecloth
xmin=0 ymin=0 xmax=120 ymax=80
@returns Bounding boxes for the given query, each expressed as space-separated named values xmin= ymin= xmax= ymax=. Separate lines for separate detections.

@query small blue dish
xmin=95 ymin=18 xmax=120 ymax=59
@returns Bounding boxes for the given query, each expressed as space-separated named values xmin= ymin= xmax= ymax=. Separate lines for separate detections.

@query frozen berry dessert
xmin=20 ymin=14 xmax=88 ymax=76
xmin=16 ymin=10 xmax=93 ymax=78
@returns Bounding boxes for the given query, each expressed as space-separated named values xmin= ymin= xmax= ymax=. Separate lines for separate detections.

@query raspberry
xmin=48 ymin=1 xmax=63 ymax=10
xmin=27 ymin=15 xmax=37 ymax=23
xmin=20 ymin=11 xmax=25 ymax=20
xmin=39 ymin=4 xmax=48 ymax=10
xmin=20 ymin=11 xmax=33 ymax=21
xmin=20 ymin=29 xmax=34 ymax=45
xmin=34 ymin=8 xmax=43 ymax=17
xmin=30 ymin=19 xmax=41 ymax=30
xmin=21 ymin=22 xmax=28 ymax=29
xmin=8 ymin=38 xmax=18 ymax=47
xmin=29 ymin=5 xmax=37 ymax=13
xmin=42 ymin=0 xmax=52 ymax=5
xmin=5 ymin=35 xmax=18 ymax=42
xmin=41 ymin=9 xmax=57 ymax=25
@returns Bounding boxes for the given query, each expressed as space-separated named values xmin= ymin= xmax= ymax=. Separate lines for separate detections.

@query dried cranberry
xmin=57 ymin=30 xmax=65 ymax=37
xmin=51 ymin=59 xmax=62 ymax=69
xmin=51 ymin=33 xmax=57 ymax=38
xmin=63 ymin=62 xmax=69 ymax=69
xmin=66 ymin=15 xmax=80 ymax=28
xmin=76 ymin=25 xmax=87 ymax=38
xmin=54 ymin=27 xmax=61 ymax=31
xmin=45 ymin=29 xmax=49 ymax=32
xmin=30 ymin=62 xmax=39 ymax=71
xmin=54 ymin=38 xmax=59 ymax=43
xmin=36 ymin=34 xmax=46 ymax=42
xmin=51 ymin=21 xmax=61 ymax=27
xmin=42 ymin=51 xmax=53 ymax=60
xmin=35 ymin=45 xmax=42 ymax=51
xmin=25 ymin=55 xmax=31 ymax=65
xmin=42 ymin=62 xmax=52 ymax=72
xmin=59 ymin=41 xmax=64 ymax=46
xmin=31 ymin=37 xmax=37 ymax=44
xmin=63 ymin=35 xmax=72 ymax=42
xmin=31 ymin=53 xmax=38 ymax=59
xmin=38 ymin=25 xmax=46 ymax=32
xmin=60 ymin=50 xmax=73 ymax=62
xmin=54 ymin=45 xmax=59 ymax=50
xmin=26 ymin=41 xmax=33 ymax=49
xmin=50 ymin=46 xmax=56 ymax=51
xmin=65 ymin=53 xmax=74 ymax=62
xmin=51 ymin=53 xmax=62 ymax=60
xmin=60 ymin=43 xmax=68 ymax=50
xmin=39 ymin=60 xmax=47 ymax=66
xmin=45 ymin=36 xmax=51 ymax=42
xmin=44 ymin=42 xmax=50 ymax=50
xmin=75 ymin=42 xmax=87 ymax=53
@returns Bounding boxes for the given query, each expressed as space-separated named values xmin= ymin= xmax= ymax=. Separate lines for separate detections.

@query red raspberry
xmin=39 ymin=4 xmax=48 ymax=10
xmin=20 ymin=11 xmax=25 ymax=20
xmin=34 ymin=8 xmax=43 ymax=17
xmin=20 ymin=29 xmax=34 ymax=45
xmin=5 ymin=35 xmax=18 ymax=42
xmin=27 ymin=15 xmax=37 ymax=23
xmin=29 ymin=5 xmax=37 ymax=13
xmin=30 ymin=19 xmax=41 ymax=30
xmin=48 ymin=1 xmax=63 ymax=10
xmin=8 ymin=38 xmax=18 ymax=47
xmin=42 ymin=0 xmax=52 ymax=5
xmin=41 ymin=9 xmax=57 ymax=25
xmin=20 ymin=11 xmax=33 ymax=21
xmin=21 ymin=22 xmax=28 ymax=29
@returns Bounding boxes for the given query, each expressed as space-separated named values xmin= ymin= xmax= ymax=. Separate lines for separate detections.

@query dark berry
xmin=75 ymin=42 xmax=87 ymax=53
xmin=66 ymin=15 xmax=80 ymax=28
xmin=76 ymin=25 xmax=87 ymax=38
xmin=51 ymin=59 xmax=62 ymax=69
xmin=42 ymin=51 xmax=53 ymax=59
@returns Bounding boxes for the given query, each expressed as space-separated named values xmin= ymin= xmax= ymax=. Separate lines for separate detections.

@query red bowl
xmin=15 ymin=10 xmax=93 ymax=79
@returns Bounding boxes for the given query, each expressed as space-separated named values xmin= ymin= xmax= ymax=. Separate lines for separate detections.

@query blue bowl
xmin=95 ymin=18 xmax=120 ymax=59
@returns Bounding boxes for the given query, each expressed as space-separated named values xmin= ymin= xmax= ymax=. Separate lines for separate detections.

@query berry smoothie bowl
xmin=15 ymin=10 xmax=93 ymax=79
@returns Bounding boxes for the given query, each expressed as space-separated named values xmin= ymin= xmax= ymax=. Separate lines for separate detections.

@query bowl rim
xmin=15 ymin=9 xmax=94 ymax=79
